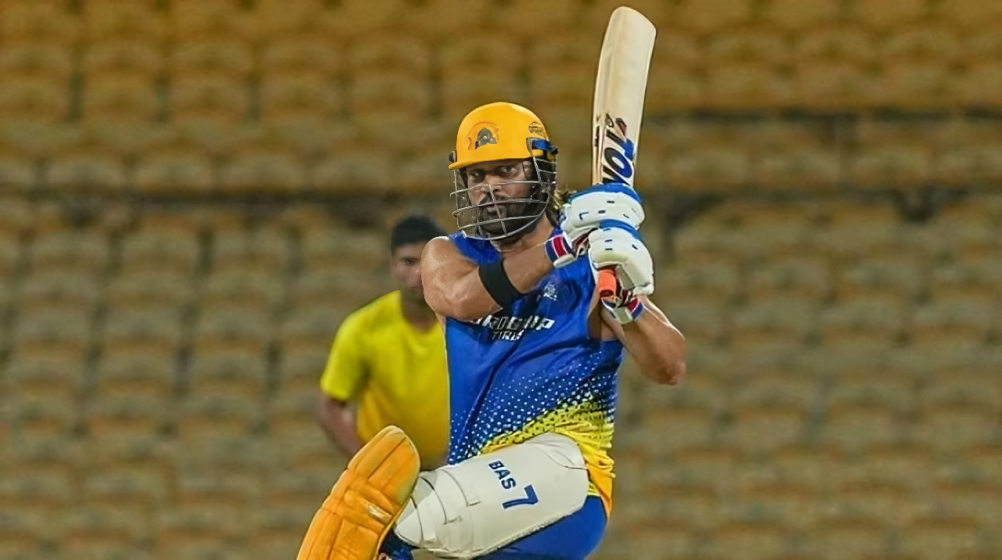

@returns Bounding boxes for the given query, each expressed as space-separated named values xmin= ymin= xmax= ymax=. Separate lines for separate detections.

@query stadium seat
xmin=11 ymin=307 xmax=93 ymax=361
xmin=327 ymin=0 xmax=409 ymax=37
xmin=107 ymin=270 xmax=194 ymax=309
xmin=81 ymin=75 xmax=160 ymax=124
xmin=187 ymin=347 xmax=269 ymax=398
xmin=706 ymin=61 xmax=793 ymax=111
xmin=276 ymin=346 xmax=327 ymax=397
xmin=900 ymin=516 xmax=983 ymax=560
xmin=277 ymin=305 xmax=355 ymax=358
xmin=765 ymin=0 xmax=844 ymax=30
xmin=527 ymin=31 xmax=594 ymax=113
xmin=3 ymin=354 xmax=82 ymax=413
xmin=910 ymin=295 xmax=995 ymax=349
xmin=933 ymin=117 xmax=1002 ymax=188
xmin=261 ymin=31 xmax=340 ymax=78
xmin=732 ymin=371 xmax=822 ymax=410
xmin=674 ymin=0 xmax=752 ymax=33
xmin=669 ymin=447 xmax=741 ymax=489
xmin=706 ymin=520 xmax=792 ymax=560
xmin=172 ymin=38 xmax=254 ymax=82
xmin=4 ymin=399 xmax=79 ymax=445
xmin=639 ymin=404 xmax=718 ymax=455
xmin=439 ymin=36 xmax=525 ymax=113
xmin=169 ymin=0 xmax=258 ymax=42
xmin=84 ymin=393 xmax=172 ymax=449
xmin=731 ymin=295 xmax=819 ymax=350
xmin=45 ymin=144 xmax=128 ymax=192
xmin=660 ymin=299 xmax=730 ymax=345
xmin=736 ymin=482 xmax=821 ymax=530
xmin=254 ymin=0 xmax=334 ymax=36
xmin=956 ymin=59 xmax=1002 ymax=108
xmin=213 ymin=225 xmax=289 ymax=270
xmin=170 ymin=74 xmax=249 ymax=126
xmin=83 ymin=0 xmax=165 ymax=41
xmin=645 ymin=480 xmax=721 ymax=531
xmin=0 ymin=2 xmax=79 ymax=47
xmin=915 ymin=403 xmax=997 ymax=453
xmin=0 ymin=44 xmax=74 ymax=86
xmin=176 ymin=394 xmax=262 ymax=446
xmin=933 ymin=481 xmax=1000 ymax=527
xmin=806 ymin=516 xmax=890 ymax=560
xmin=836 ymin=254 xmax=926 ymax=299
xmin=746 ymin=256 xmax=833 ymax=300
xmin=831 ymin=479 xmax=919 ymax=529
xmin=0 ymin=77 xmax=71 ymax=125
xmin=665 ymin=130 xmax=752 ymax=192
xmin=938 ymin=0 xmax=1002 ymax=24
xmin=17 ymin=271 xmax=101 ymax=316
xmin=311 ymin=147 xmax=397 ymax=193
xmin=199 ymin=271 xmax=284 ymax=312
xmin=725 ymin=404 xmax=809 ymax=455
xmin=852 ymin=443 xmax=935 ymax=491
xmin=821 ymin=203 xmax=908 ymax=257
xmin=219 ymin=143 xmax=306 ymax=193
xmin=259 ymin=73 xmax=341 ymax=128
xmin=658 ymin=256 xmax=742 ymax=302
xmin=0 ymin=145 xmax=38 ymax=190
xmin=268 ymin=392 xmax=326 ymax=448
xmin=826 ymin=369 xmax=916 ymax=414
xmin=298 ymin=225 xmax=386 ymax=274
xmin=95 ymin=351 xmax=176 ymax=401
xmin=102 ymin=307 xmax=185 ymax=357
xmin=119 ymin=217 xmax=201 ymax=274
xmin=919 ymin=371 xmax=1001 ymax=411
xmin=959 ymin=445 xmax=1002 ymax=484
xmin=852 ymin=0 xmax=932 ymax=29
xmin=752 ymin=129 xmax=841 ymax=191
xmin=29 ymin=229 xmax=109 ymax=274
xmin=822 ymin=403 xmax=906 ymax=452
xmin=134 ymin=141 xmax=216 ymax=194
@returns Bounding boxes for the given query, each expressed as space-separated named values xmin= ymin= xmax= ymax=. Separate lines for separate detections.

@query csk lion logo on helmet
xmin=475 ymin=127 xmax=498 ymax=149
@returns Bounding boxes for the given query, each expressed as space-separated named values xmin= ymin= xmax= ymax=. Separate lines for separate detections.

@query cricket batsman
xmin=297 ymin=102 xmax=686 ymax=559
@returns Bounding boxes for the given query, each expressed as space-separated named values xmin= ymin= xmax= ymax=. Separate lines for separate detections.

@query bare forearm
xmin=616 ymin=298 xmax=686 ymax=385
xmin=444 ymin=243 xmax=554 ymax=320
xmin=317 ymin=396 xmax=364 ymax=457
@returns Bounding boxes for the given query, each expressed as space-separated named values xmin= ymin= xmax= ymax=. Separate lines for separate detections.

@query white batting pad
xmin=393 ymin=433 xmax=590 ymax=559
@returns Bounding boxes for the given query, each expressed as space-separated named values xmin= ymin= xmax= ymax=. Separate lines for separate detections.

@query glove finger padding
xmin=588 ymin=222 xmax=654 ymax=297
xmin=559 ymin=184 xmax=645 ymax=248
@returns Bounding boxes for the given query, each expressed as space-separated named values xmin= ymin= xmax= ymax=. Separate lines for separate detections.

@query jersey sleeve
xmin=319 ymin=313 xmax=368 ymax=402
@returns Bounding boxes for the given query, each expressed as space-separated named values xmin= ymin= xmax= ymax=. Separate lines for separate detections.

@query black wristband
xmin=479 ymin=260 xmax=524 ymax=308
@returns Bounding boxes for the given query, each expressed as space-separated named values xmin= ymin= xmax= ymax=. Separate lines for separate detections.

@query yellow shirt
xmin=319 ymin=291 xmax=449 ymax=464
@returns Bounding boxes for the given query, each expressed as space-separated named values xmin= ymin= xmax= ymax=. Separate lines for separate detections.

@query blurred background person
xmin=317 ymin=215 xmax=450 ymax=470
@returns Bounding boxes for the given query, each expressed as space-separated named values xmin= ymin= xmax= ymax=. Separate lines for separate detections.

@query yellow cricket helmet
xmin=448 ymin=102 xmax=555 ymax=170
xmin=448 ymin=102 xmax=560 ymax=242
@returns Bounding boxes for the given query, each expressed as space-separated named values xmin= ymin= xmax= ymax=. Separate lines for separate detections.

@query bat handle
xmin=598 ymin=268 xmax=620 ymax=306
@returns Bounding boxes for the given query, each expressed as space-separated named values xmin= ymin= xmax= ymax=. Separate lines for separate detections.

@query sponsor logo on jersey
xmin=473 ymin=313 xmax=555 ymax=341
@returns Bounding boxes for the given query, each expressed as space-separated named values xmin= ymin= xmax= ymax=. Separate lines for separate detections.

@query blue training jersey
xmin=444 ymin=231 xmax=625 ymax=511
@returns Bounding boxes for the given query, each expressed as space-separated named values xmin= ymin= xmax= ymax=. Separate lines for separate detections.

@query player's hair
xmin=390 ymin=215 xmax=447 ymax=253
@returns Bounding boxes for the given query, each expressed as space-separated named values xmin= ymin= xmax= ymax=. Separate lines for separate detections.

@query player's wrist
xmin=602 ymin=293 xmax=646 ymax=324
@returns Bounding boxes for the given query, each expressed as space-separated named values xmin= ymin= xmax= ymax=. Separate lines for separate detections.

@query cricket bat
xmin=591 ymin=6 xmax=656 ymax=304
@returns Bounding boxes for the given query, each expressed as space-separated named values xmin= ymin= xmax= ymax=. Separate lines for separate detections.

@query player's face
xmin=464 ymin=159 xmax=534 ymax=236
xmin=391 ymin=242 xmax=427 ymax=302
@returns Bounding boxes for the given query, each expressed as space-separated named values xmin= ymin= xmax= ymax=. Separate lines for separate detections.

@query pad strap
xmin=479 ymin=260 xmax=524 ymax=308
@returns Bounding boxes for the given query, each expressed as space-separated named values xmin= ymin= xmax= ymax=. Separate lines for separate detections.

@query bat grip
xmin=598 ymin=268 xmax=620 ymax=306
